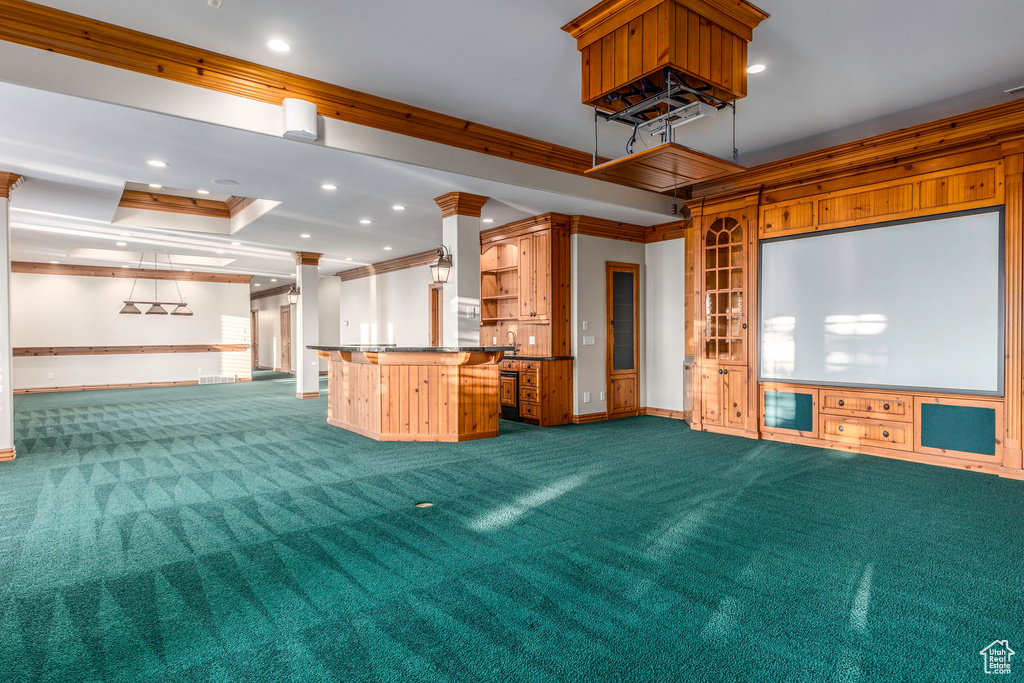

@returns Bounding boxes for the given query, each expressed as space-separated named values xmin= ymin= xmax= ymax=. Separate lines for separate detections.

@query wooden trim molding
xmin=647 ymin=218 xmax=692 ymax=243
xmin=0 ymin=172 xmax=22 ymax=199
xmin=434 ymin=192 xmax=490 ymax=219
xmin=250 ymin=283 xmax=293 ymax=300
xmin=572 ymin=412 xmax=608 ymax=424
xmin=569 ymin=215 xmax=648 ymax=242
xmin=14 ymin=344 xmax=250 ymax=357
xmin=225 ymin=196 xmax=256 ymax=217
xmin=692 ymin=98 xmax=1024 ymax=199
xmin=0 ymin=447 xmax=15 ymax=461
xmin=118 ymin=190 xmax=230 ymax=218
xmin=12 ymin=261 xmax=252 ymax=283
xmin=336 ymin=249 xmax=436 ymax=281
xmin=292 ymin=251 xmax=323 ymax=266
xmin=0 ymin=1 xmax=603 ymax=177
xmin=641 ymin=406 xmax=691 ymax=420
xmin=14 ymin=378 xmax=251 ymax=394
xmin=297 ymin=391 xmax=321 ymax=399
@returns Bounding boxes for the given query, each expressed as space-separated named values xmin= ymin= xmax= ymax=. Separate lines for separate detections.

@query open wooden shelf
xmin=482 ymin=294 xmax=518 ymax=301
xmin=584 ymin=142 xmax=745 ymax=192
xmin=481 ymin=317 xmax=519 ymax=323
xmin=482 ymin=266 xmax=518 ymax=274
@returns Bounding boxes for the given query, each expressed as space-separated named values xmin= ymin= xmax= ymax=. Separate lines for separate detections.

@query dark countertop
xmin=309 ymin=345 xmax=514 ymax=353
xmin=504 ymin=355 xmax=575 ymax=361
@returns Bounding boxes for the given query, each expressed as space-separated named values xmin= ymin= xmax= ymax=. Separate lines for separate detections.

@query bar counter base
xmin=318 ymin=349 xmax=503 ymax=442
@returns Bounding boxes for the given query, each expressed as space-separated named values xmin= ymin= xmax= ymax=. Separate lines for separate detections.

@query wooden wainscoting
xmin=14 ymin=378 xmax=252 ymax=394
xmin=14 ymin=344 xmax=250 ymax=356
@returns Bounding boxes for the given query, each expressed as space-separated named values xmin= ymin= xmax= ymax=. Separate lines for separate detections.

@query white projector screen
xmin=759 ymin=210 xmax=1003 ymax=395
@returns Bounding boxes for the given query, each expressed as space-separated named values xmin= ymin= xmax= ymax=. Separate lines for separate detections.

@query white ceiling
xmin=3 ymin=0 xmax=1024 ymax=288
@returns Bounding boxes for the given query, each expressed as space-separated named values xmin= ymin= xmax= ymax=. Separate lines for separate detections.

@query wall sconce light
xmin=430 ymin=245 xmax=453 ymax=284
xmin=288 ymin=284 xmax=300 ymax=304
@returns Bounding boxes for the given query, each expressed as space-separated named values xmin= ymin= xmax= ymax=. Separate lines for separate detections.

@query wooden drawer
xmin=520 ymin=360 xmax=540 ymax=372
xmin=520 ymin=402 xmax=539 ymax=419
xmin=821 ymin=416 xmax=912 ymax=451
xmin=820 ymin=390 xmax=910 ymax=422
xmin=501 ymin=360 xmax=521 ymax=371
xmin=520 ymin=386 xmax=538 ymax=402
xmin=521 ymin=371 xmax=539 ymax=387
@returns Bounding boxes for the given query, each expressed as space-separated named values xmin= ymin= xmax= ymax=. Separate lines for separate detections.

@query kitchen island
xmin=310 ymin=346 xmax=512 ymax=442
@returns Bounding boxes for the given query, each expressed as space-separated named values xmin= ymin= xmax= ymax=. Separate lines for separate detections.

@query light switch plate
xmin=47 ymin=373 xmax=53 ymax=380
xmin=529 ymin=336 xmax=536 ymax=345
xmin=492 ymin=336 xmax=497 ymax=344
xmin=583 ymin=391 xmax=591 ymax=403
xmin=583 ymin=320 xmax=589 ymax=331
xmin=600 ymin=391 xmax=606 ymax=401
xmin=583 ymin=336 xmax=596 ymax=346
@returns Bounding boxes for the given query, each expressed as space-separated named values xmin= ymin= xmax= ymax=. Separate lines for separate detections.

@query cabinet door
xmin=700 ymin=366 xmax=722 ymax=426
xmin=610 ymin=375 xmax=638 ymax=415
xmin=518 ymin=235 xmax=534 ymax=319
xmin=723 ymin=367 xmax=747 ymax=428
xmin=532 ymin=232 xmax=551 ymax=320
xmin=499 ymin=374 xmax=517 ymax=407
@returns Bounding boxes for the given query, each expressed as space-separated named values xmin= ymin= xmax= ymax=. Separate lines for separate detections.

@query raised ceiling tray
xmin=584 ymin=142 xmax=745 ymax=192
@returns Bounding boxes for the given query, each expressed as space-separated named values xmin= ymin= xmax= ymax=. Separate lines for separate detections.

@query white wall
xmin=571 ymin=234 xmax=646 ymax=416
xmin=12 ymin=273 xmax=251 ymax=389
xmin=645 ymin=238 xmax=690 ymax=412
xmin=250 ymin=292 xmax=295 ymax=370
xmin=338 ymin=266 xmax=433 ymax=346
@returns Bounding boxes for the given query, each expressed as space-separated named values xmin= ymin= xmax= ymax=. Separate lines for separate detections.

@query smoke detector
xmin=207 ymin=0 xmax=223 ymax=8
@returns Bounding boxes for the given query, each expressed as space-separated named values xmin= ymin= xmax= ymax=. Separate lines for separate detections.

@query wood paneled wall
xmin=13 ymin=262 xmax=252 ymax=283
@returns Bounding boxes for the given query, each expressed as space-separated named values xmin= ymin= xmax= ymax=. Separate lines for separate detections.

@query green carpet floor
xmin=1 ymin=375 xmax=1022 ymax=682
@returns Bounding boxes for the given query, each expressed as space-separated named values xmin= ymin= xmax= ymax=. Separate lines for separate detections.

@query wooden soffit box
xmin=563 ymin=0 xmax=768 ymax=113
xmin=585 ymin=142 xmax=744 ymax=191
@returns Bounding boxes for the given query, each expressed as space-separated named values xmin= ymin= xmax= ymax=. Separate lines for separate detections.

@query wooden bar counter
xmin=310 ymin=346 xmax=512 ymax=442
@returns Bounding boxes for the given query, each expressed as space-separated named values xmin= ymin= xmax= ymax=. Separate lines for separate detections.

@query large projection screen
xmin=759 ymin=209 xmax=1003 ymax=395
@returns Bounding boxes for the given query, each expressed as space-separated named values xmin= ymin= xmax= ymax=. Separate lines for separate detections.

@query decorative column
xmin=0 ymin=173 xmax=21 ymax=461
xmin=1002 ymin=144 xmax=1024 ymax=472
xmin=433 ymin=192 xmax=488 ymax=347
xmin=292 ymin=251 xmax=322 ymax=399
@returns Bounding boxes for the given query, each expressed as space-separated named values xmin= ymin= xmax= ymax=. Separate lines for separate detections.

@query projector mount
xmin=592 ymin=70 xmax=738 ymax=164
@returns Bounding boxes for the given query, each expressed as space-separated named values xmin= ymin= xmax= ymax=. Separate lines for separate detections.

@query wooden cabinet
xmin=694 ymin=201 xmax=757 ymax=435
xmin=499 ymin=357 xmax=572 ymax=426
xmin=481 ymin=214 xmax=572 ymax=358
xmin=499 ymin=373 xmax=517 ymax=407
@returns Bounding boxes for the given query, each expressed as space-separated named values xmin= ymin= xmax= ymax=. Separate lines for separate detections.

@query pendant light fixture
xmin=117 ymin=253 xmax=193 ymax=316
xmin=429 ymin=245 xmax=453 ymax=284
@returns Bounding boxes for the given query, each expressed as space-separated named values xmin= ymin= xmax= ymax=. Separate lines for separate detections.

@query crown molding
xmin=292 ymin=251 xmax=323 ymax=266
xmin=12 ymin=261 xmax=252 ymax=283
xmin=433 ymin=192 xmax=490 ymax=218
xmin=0 ymin=172 xmax=22 ymax=199
xmin=250 ymin=283 xmax=294 ymax=300
xmin=336 ymin=250 xmax=436 ymax=282
xmin=118 ymin=190 xmax=231 ymax=218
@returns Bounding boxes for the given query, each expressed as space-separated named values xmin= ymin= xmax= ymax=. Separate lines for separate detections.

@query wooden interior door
xmin=250 ymin=310 xmax=259 ymax=368
xmin=429 ymin=284 xmax=444 ymax=346
xmin=280 ymin=304 xmax=292 ymax=373
xmin=606 ymin=262 xmax=640 ymax=418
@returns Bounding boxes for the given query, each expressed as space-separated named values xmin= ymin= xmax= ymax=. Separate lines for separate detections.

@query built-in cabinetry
xmin=692 ymin=199 xmax=758 ymax=437
xmin=481 ymin=214 xmax=573 ymax=426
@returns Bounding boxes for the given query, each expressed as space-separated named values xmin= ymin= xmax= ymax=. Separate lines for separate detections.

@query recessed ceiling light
xmin=149 ymin=184 xmax=163 ymax=189
xmin=230 ymin=241 xmax=241 ymax=246
xmin=344 ymin=257 xmax=352 ymax=261
xmin=383 ymin=246 xmax=392 ymax=251
xmin=255 ymin=283 xmax=262 ymax=286
xmin=49 ymin=260 xmax=59 ymax=264
xmin=146 ymin=160 xmax=168 ymax=168
xmin=119 ymin=232 xmax=132 ymax=237
xmin=360 ymin=219 xmax=372 ymax=225
xmin=121 ymin=264 xmax=130 ymax=268
xmin=300 ymin=234 xmax=311 ymax=238
xmin=267 ymin=39 xmax=291 ymax=53
xmin=196 ymin=189 xmax=210 ymax=195
xmin=271 ymin=278 xmax=277 ymax=282
xmin=482 ymin=218 xmax=494 ymax=223
xmin=321 ymin=184 xmax=338 ymax=190
xmin=392 ymin=205 xmax=405 ymax=211
xmin=213 ymin=179 xmax=239 ymax=187
xmin=116 ymin=242 xmax=127 ymax=247
xmin=216 ymin=250 xmax=226 ymax=254
xmin=183 ymin=268 xmax=191 ymax=272
xmin=747 ymin=64 xmax=766 ymax=74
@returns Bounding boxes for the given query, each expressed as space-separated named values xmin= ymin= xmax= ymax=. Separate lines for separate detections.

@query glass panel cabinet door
xmin=703 ymin=217 xmax=745 ymax=363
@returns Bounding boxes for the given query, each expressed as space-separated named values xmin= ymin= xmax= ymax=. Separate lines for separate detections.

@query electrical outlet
xmin=198 ymin=368 xmax=202 ymax=374
xmin=583 ymin=391 xmax=591 ymax=403
xmin=343 ymin=320 xmax=349 ymax=326
xmin=47 ymin=372 xmax=53 ymax=380
xmin=583 ymin=320 xmax=589 ymax=331
xmin=583 ymin=336 xmax=596 ymax=346
xmin=529 ymin=336 xmax=535 ymax=345
xmin=600 ymin=391 xmax=606 ymax=401
xmin=492 ymin=336 xmax=497 ymax=344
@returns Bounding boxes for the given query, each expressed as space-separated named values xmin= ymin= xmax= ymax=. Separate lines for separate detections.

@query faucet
xmin=504 ymin=330 xmax=518 ymax=355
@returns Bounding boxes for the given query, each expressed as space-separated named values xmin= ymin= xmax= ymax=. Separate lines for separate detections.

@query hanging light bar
xmin=118 ymin=252 xmax=193 ymax=316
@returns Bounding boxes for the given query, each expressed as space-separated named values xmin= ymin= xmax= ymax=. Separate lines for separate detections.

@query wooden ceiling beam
xmin=12 ymin=261 xmax=252 ymax=283
xmin=118 ymin=190 xmax=231 ymax=218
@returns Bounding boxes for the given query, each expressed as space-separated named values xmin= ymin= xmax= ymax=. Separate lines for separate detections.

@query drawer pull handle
xmin=883 ymin=403 xmax=890 ymax=410
xmin=838 ymin=425 xmax=844 ymax=432
xmin=882 ymin=431 xmax=890 ymax=438
xmin=723 ymin=369 xmax=728 ymax=375
xmin=838 ymin=399 xmax=844 ymax=407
